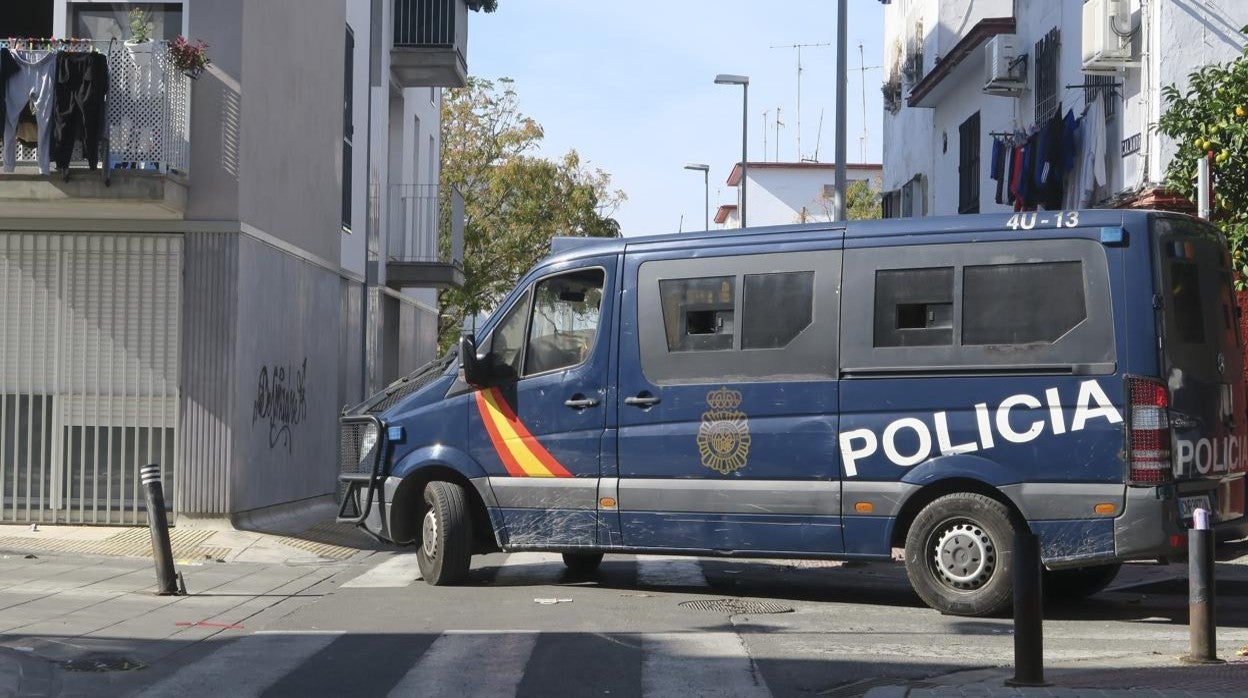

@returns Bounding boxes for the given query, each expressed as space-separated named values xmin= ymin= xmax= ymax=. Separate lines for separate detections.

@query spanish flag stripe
xmin=475 ymin=388 xmax=573 ymax=478
xmin=475 ymin=391 xmax=527 ymax=477
xmin=481 ymin=388 xmax=574 ymax=477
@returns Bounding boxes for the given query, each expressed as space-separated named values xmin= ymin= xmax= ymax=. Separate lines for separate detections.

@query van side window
xmin=842 ymin=239 xmax=1115 ymax=374
xmin=962 ymin=262 xmax=1085 ymax=345
xmin=1169 ymin=260 xmax=1206 ymax=344
xmin=489 ymin=289 xmax=531 ymax=381
xmin=636 ymin=250 xmax=840 ymax=384
xmin=659 ymin=276 xmax=736 ymax=352
xmin=742 ymin=272 xmax=814 ymax=349
xmin=525 ymin=268 xmax=605 ymax=375
xmin=873 ymin=268 xmax=953 ymax=347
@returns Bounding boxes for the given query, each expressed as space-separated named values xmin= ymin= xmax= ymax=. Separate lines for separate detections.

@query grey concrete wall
xmin=185 ymin=0 xmax=244 ymax=222
xmin=237 ymin=0 xmax=346 ymax=264
xmin=231 ymin=235 xmax=343 ymax=513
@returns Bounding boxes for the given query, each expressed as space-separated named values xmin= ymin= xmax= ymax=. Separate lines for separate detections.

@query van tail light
xmin=1127 ymin=377 xmax=1173 ymax=486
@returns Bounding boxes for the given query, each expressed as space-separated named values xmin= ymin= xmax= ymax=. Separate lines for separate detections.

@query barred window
xmin=1034 ymin=28 xmax=1060 ymax=123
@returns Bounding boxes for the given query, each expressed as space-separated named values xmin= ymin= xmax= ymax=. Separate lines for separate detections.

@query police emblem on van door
xmin=697 ymin=387 xmax=751 ymax=474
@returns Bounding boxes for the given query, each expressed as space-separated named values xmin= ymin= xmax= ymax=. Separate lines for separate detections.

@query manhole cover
xmin=61 ymin=655 xmax=147 ymax=672
xmin=679 ymin=598 xmax=793 ymax=614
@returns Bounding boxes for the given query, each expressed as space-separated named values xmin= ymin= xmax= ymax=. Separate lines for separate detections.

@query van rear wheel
xmin=904 ymin=492 xmax=1017 ymax=617
xmin=416 ymin=481 xmax=473 ymax=585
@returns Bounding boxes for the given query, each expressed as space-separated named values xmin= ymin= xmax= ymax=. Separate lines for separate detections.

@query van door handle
xmin=564 ymin=395 xmax=600 ymax=409
xmin=624 ymin=393 xmax=661 ymax=407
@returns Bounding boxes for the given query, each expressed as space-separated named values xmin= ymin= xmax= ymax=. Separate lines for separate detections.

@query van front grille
xmin=339 ymin=421 xmax=372 ymax=476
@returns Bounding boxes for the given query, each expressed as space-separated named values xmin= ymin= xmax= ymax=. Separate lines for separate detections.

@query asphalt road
xmin=48 ymin=548 xmax=1248 ymax=697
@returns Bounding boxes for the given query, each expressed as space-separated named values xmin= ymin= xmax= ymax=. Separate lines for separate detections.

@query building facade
xmin=880 ymin=0 xmax=1248 ymax=217
xmin=713 ymin=161 xmax=882 ymax=229
xmin=0 ymin=0 xmax=470 ymax=525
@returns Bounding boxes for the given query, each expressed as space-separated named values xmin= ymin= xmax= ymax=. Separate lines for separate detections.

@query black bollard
xmin=1182 ymin=508 xmax=1223 ymax=664
xmin=1006 ymin=529 xmax=1050 ymax=687
xmin=140 ymin=464 xmax=182 ymax=596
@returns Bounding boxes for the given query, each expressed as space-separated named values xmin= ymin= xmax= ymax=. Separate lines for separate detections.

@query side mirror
xmin=460 ymin=334 xmax=489 ymax=387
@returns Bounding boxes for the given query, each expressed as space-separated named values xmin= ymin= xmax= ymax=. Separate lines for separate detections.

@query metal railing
xmin=386 ymin=183 xmax=464 ymax=267
xmin=393 ymin=0 xmax=467 ymax=49
xmin=13 ymin=40 xmax=190 ymax=175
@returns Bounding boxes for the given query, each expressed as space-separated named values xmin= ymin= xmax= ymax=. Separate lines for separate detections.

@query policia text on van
xmin=337 ymin=210 xmax=1248 ymax=616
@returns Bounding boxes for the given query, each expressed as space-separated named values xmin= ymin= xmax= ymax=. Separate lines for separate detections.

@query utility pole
xmin=770 ymin=41 xmax=831 ymax=161
xmin=774 ymin=106 xmax=783 ymax=161
xmin=834 ymin=0 xmax=847 ymax=221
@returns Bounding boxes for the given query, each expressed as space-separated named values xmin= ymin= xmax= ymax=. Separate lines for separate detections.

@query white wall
xmin=746 ymin=168 xmax=880 ymax=226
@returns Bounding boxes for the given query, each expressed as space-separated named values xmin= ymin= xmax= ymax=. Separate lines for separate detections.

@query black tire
xmin=416 ymin=481 xmax=473 ymax=585
xmin=904 ymin=492 xmax=1018 ymax=617
xmin=562 ymin=552 xmax=604 ymax=574
xmin=1044 ymin=563 xmax=1121 ymax=601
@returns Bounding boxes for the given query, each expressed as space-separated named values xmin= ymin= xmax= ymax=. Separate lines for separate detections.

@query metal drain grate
xmin=679 ymin=598 xmax=793 ymax=614
xmin=61 ymin=655 xmax=147 ymax=672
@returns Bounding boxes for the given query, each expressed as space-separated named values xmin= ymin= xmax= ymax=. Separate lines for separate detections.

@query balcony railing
xmin=385 ymin=183 xmax=464 ymax=289
xmin=390 ymin=0 xmax=468 ymax=87
xmin=13 ymin=41 xmax=190 ymax=176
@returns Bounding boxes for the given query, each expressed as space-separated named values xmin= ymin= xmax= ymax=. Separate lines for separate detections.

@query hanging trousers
xmin=3 ymin=49 xmax=56 ymax=174
xmin=53 ymin=52 xmax=109 ymax=170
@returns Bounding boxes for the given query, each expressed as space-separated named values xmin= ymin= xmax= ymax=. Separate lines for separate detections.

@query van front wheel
xmin=416 ymin=481 xmax=473 ymax=585
xmin=904 ymin=493 xmax=1017 ymax=617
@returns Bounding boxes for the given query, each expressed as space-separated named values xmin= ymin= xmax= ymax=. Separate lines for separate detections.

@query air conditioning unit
xmin=1083 ymin=0 xmax=1139 ymax=71
xmin=983 ymin=34 xmax=1026 ymax=95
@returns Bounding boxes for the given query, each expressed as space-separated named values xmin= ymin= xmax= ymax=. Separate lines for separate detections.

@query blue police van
xmin=338 ymin=209 xmax=1248 ymax=616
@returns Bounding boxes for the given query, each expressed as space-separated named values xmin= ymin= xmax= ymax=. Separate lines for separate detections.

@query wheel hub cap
xmin=421 ymin=509 xmax=438 ymax=558
xmin=932 ymin=522 xmax=995 ymax=590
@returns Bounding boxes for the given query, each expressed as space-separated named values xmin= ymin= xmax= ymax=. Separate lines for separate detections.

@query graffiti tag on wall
xmin=253 ymin=358 xmax=309 ymax=452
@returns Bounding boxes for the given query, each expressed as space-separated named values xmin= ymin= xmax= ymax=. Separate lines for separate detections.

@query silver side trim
xmin=840 ymin=481 xmax=920 ymax=517
xmin=489 ymin=477 xmax=599 ymax=510
xmin=618 ymin=479 xmax=840 ymax=516
xmin=1001 ymin=482 xmax=1126 ymax=520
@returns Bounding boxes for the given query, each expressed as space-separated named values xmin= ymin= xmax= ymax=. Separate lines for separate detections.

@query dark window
xmin=1084 ymin=74 xmax=1117 ymax=119
xmin=1170 ymin=261 xmax=1206 ymax=344
xmin=659 ymin=276 xmax=736 ymax=352
xmin=0 ymin=0 xmax=52 ymax=38
xmin=1034 ymin=28 xmax=1061 ymax=123
xmin=874 ymin=268 xmax=953 ymax=347
xmin=524 ymin=269 xmax=605 ymax=375
xmin=958 ymin=112 xmax=981 ymax=214
xmin=962 ymin=262 xmax=1086 ymax=345
xmin=342 ymin=25 xmax=355 ymax=231
xmin=742 ymin=271 xmax=814 ymax=349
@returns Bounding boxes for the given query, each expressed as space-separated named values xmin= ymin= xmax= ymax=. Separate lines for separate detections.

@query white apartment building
xmin=0 ymin=0 xmax=474 ymax=526
xmin=713 ymin=161 xmax=882 ymax=229
xmin=880 ymin=0 xmax=1248 ymax=217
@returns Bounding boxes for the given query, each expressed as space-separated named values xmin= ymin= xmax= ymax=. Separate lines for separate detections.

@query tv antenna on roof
xmin=856 ymin=42 xmax=882 ymax=162
xmin=770 ymin=41 xmax=832 ymax=161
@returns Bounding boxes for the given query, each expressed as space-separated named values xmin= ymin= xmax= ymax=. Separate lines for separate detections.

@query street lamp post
xmin=714 ymin=74 xmax=749 ymax=228
xmin=684 ymin=163 xmax=710 ymax=231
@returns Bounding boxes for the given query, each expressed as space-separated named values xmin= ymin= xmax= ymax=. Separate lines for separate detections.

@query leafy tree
xmin=466 ymin=1 xmax=499 ymax=11
xmin=846 ymin=178 xmax=883 ymax=220
xmin=1158 ymin=29 xmax=1248 ymax=280
xmin=814 ymin=177 xmax=882 ymax=221
xmin=439 ymin=77 xmax=625 ymax=349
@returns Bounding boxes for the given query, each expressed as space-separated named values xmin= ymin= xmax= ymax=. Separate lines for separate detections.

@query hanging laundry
xmin=1036 ymin=114 xmax=1066 ymax=210
xmin=3 ymin=49 xmax=57 ymax=175
xmin=989 ymin=138 xmax=1006 ymax=205
xmin=53 ymin=51 xmax=109 ymax=170
xmin=0 ymin=48 xmax=16 ymax=136
xmin=15 ymin=102 xmax=37 ymax=147
xmin=1077 ymin=93 xmax=1107 ymax=208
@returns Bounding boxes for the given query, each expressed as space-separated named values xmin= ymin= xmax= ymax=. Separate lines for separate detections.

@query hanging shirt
xmin=1078 ymin=94 xmax=1107 ymax=207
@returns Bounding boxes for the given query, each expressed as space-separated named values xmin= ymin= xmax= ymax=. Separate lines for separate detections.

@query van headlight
xmin=359 ymin=423 xmax=380 ymax=463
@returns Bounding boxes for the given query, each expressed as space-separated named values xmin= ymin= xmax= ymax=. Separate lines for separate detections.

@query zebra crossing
xmin=131 ymin=628 xmax=773 ymax=698
xmin=340 ymin=551 xmax=712 ymax=590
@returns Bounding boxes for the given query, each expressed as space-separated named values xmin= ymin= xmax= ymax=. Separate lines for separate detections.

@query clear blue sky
xmin=469 ymin=1 xmax=886 ymax=237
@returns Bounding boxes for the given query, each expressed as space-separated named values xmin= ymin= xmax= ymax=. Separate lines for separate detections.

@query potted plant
xmin=168 ymin=36 xmax=210 ymax=79
xmin=124 ymin=6 xmax=155 ymax=67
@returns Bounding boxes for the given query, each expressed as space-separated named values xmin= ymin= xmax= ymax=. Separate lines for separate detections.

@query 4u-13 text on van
xmin=337 ymin=210 xmax=1248 ymax=616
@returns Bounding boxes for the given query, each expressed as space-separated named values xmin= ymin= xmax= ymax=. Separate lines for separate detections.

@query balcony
xmin=385 ymin=183 xmax=465 ymax=289
xmin=1 ymin=42 xmax=191 ymax=220
xmin=391 ymin=0 xmax=469 ymax=88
